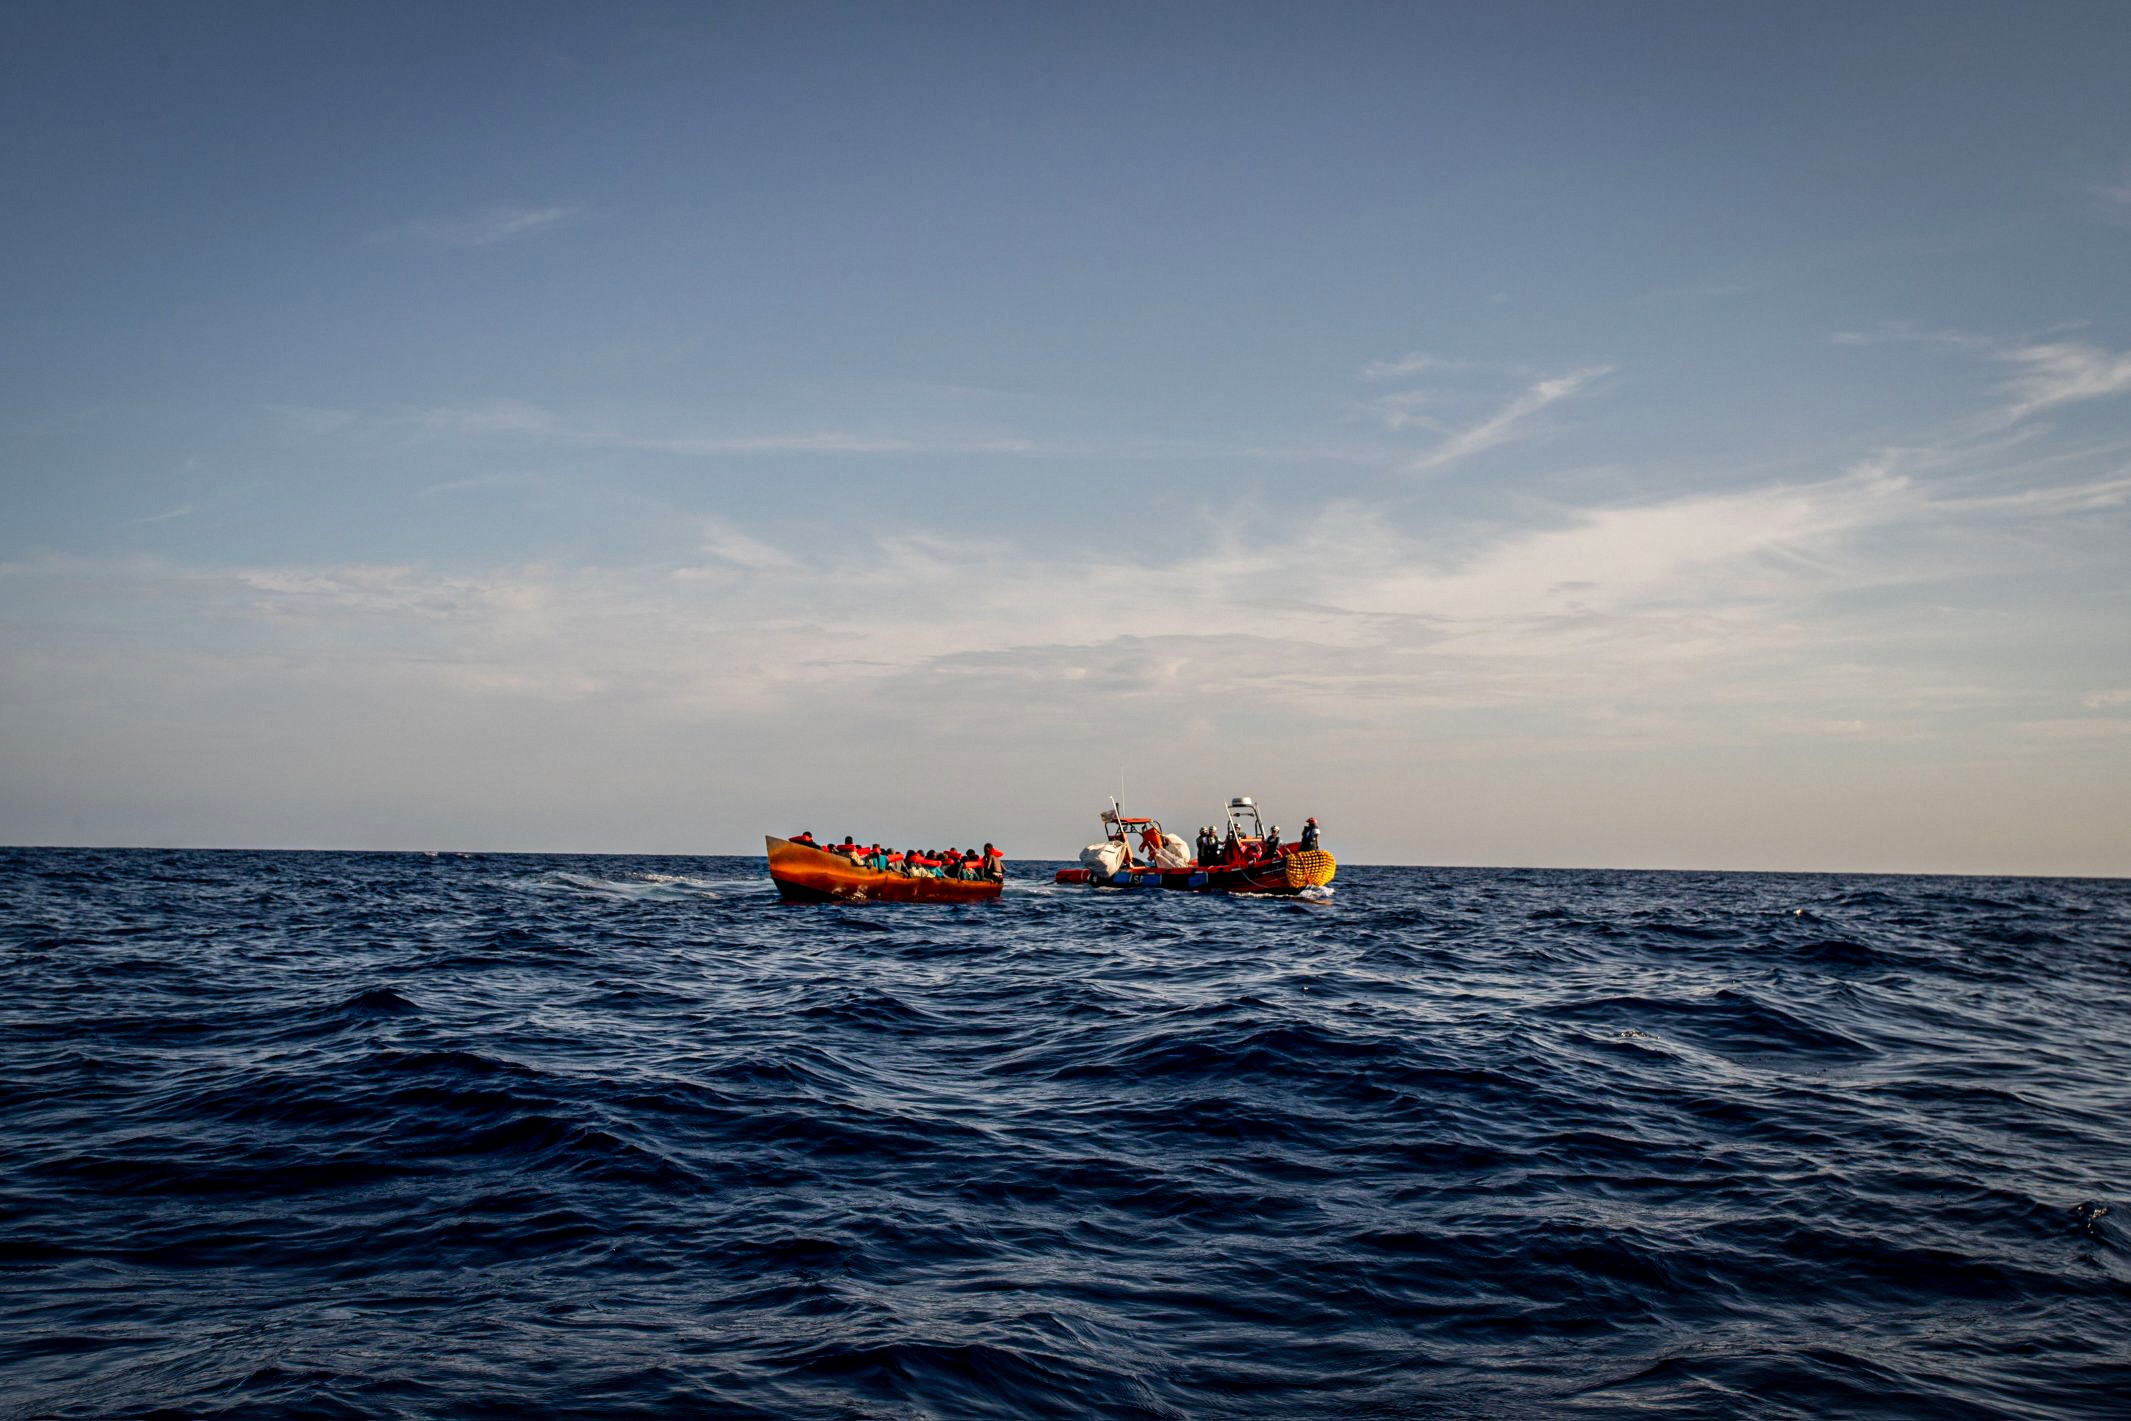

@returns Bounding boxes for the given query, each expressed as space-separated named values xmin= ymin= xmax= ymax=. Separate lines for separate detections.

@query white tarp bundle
xmin=1153 ymin=833 xmax=1193 ymax=868
xmin=1079 ymin=841 xmax=1131 ymax=877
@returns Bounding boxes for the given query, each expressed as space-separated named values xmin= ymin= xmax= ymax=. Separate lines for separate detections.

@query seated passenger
xmin=792 ymin=830 xmax=818 ymax=847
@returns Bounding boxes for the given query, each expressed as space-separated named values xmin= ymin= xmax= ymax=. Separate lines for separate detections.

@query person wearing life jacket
xmin=982 ymin=843 xmax=1004 ymax=880
xmin=960 ymin=849 xmax=983 ymax=878
xmin=1138 ymin=824 xmax=1162 ymax=861
xmin=835 ymin=835 xmax=857 ymax=857
xmin=1299 ymin=817 xmax=1320 ymax=851
xmin=1263 ymin=826 xmax=1281 ymax=858
xmin=792 ymin=831 xmax=818 ymax=848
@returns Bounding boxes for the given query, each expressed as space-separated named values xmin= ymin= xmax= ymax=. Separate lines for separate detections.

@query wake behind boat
xmin=765 ymin=836 xmax=1004 ymax=904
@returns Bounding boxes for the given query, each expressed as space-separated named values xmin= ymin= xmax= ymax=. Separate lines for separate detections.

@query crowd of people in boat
xmin=787 ymin=832 xmax=1006 ymax=881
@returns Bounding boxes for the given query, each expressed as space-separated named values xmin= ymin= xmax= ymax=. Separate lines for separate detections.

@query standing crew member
xmin=1299 ymin=817 xmax=1321 ymax=851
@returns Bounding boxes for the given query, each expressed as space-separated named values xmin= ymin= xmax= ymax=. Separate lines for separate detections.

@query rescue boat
xmin=1053 ymin=797 xmax=1335 ymax=896
xmin=764 ymin=836 xmax=1004 ymax=904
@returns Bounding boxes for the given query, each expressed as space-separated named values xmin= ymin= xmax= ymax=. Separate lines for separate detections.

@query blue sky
xmin=3 ymin=1 xmax=2128 ymax=871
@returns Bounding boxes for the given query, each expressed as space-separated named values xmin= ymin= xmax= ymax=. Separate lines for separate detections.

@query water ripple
xmin=1 ymin=850 xmax=2127 ymax=1418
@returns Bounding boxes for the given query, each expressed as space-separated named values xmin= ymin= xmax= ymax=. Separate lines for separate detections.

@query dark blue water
xmin=3 ymin=849 xmax=2128 ymax=1419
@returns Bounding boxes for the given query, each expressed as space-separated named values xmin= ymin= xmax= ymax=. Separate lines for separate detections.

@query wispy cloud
xmin=1358 ymin=351 xmax=1614 ymax=473
xmin=1993 ymin=340 xmax=2131 ymax=422
xmin=2094 ymin=167 xmax=2131 ymax=224
xmin=417 ymin=400 xmax=562 ymax=436
xmin=371 ymin=205 xmax=581 ymax=248
xmin=328 ymin=401 xmax=1389 ymax=466
xmin=0 ymin=450 xmax=2051 ymax=737
xmin=264 ymin=404 xmax=358 ymax=436
xmin=1830 ymin=323 xmax=1990 ymax=349
xmin=1403 ymin=366 xmax=1613 ymax=474
xmin=690 ymin=518 xmax=801 ymax=572
xmin=1834 ymin=325 xmax=2131 ymax=435
xmin=14 ymin=329 xmax=2117 ymax=851
xmin=1360 ymin=353 xmax=1534 ymax=381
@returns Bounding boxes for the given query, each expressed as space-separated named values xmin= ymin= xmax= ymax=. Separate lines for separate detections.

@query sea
xmin=2 ymin=848 xmax=2127 ymax=1420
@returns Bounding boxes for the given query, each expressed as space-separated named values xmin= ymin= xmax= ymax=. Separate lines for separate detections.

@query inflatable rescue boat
xmin=1053 ymin=797 xmax=1335 ymax=896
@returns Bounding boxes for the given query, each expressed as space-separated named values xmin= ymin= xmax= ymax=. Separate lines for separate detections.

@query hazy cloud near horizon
xmin=2 ymin=3 xmax=2127 ymax=873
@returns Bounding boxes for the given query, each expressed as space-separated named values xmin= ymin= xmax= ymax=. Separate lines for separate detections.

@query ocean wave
xmin=0 ymin=848 xmax=2125 ymax=1419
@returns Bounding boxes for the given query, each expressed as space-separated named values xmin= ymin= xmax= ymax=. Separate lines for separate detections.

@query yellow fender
xmin=1284 ymin=850 xmax=1336 ymax=889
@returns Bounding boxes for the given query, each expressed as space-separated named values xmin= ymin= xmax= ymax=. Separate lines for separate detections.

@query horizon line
xmin=1 ymin=841 xmax=2121 ymax=882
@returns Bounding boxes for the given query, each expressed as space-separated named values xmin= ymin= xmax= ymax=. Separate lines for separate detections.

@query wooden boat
xmin=1053 ymin=796 xmax=1335 ymax=896
xmin=765 ymin=836 xmax=1003 ymax=904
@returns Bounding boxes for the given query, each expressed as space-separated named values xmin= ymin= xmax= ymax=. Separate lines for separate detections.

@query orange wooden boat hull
xmin=765 ymin=837 xmax=1003 ymax=904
